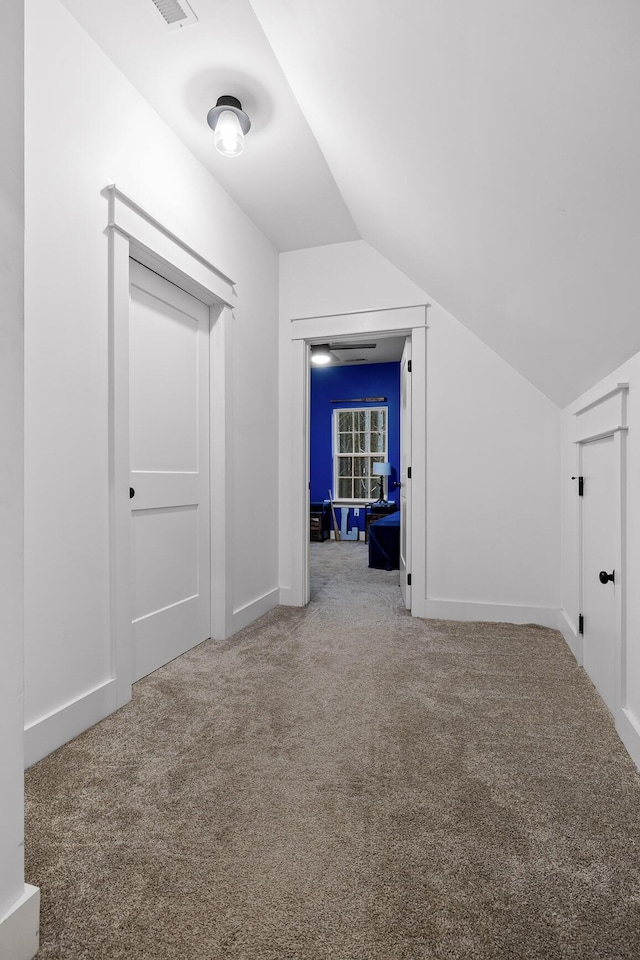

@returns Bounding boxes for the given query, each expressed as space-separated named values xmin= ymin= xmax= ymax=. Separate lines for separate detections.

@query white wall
xmin=24 ymin=0 xmax=279 ymax=761
xmin=280 ymin=240 xmax=561 ymax=623
xmin=0 ymin=0 xmax=26 ymax=921
xmin=561 ymin=352 xmax=640 ymax=764
xmin=0 ymin=3 xmax=40 ymax=956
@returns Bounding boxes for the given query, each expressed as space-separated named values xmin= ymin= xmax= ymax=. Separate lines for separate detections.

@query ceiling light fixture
xmin=207 ymin=96 xmax=251 ymax=158
xmin=311 ymin=344 xmax=332 ymax=365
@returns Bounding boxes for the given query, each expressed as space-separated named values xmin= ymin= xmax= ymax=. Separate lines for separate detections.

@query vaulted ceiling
xmin=58 ymin=0 xmax=640 ymax=406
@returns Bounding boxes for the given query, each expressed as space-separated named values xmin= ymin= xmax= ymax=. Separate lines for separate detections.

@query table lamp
xmin=372 ymin=461 xmax=392 ymax=502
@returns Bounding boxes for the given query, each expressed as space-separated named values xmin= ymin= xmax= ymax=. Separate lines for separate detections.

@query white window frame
xmin=332 ymin=406 xmax=388 ymax=503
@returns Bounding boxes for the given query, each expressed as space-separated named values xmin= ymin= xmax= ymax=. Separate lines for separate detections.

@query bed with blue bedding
xmin=368 ymin=512 xmax=401 ymax=570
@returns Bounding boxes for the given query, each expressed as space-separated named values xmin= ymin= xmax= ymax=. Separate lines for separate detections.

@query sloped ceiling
xmin=57 ymin=0 xmax=359 ymax=251
xmin=58 ymin=0 xmax=640 ymax=406
xmin=249 ymin=0 xmax=640 ymax=406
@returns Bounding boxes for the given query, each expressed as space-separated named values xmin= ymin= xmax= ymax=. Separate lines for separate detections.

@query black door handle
xmin=130 ymin=487 xmax=135 ymax=499
xmin=599 ymin=570 xmax=615 ymax=584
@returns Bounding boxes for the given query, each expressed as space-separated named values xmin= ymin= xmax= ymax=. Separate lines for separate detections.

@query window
xmin=333 ymin=407 xmax=387 ymax=501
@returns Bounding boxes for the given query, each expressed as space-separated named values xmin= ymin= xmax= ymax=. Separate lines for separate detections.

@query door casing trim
xmin=107 ymin=185 xmax=234 ymax=709
xmin=282 ymin=305 xmax=427 ymax=617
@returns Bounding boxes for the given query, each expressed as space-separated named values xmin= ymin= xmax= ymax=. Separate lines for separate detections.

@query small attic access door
xmin=580 ymin=433 xmax=618 ymax=714
xmin=573 ymin=382 xmax=638 ymax=764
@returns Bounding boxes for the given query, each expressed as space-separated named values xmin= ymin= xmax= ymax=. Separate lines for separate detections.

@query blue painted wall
xmin=310 ymin=362 xmax=400 ymax=533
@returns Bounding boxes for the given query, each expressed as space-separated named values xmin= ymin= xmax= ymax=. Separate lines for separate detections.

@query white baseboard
xmin=557 ymin=608 xmax=583 ymax=665
xmin=24 ymin=678 xmax=118 ymax=769
xmin=423 ymin=598 xmax=560 ymax=630
xmin=0 ymin=884 xmax=39 ymax=960
xmin=618 ymin=708 xmax=640 ymax=771
xmin=277 ymin=586 xmax=298 ymax=607
xmin=558 ymin=613 xmax=640 ymax=772
xmin=232 ymin=588 xmax=279 ymax=635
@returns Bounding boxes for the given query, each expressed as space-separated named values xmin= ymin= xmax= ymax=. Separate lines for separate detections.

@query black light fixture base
xmin=216 ymin=95 xmax=242 ymax=110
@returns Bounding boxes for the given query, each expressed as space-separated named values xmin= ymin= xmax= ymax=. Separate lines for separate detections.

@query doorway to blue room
xmin=309 ymin=338 xmax=405 ymax=595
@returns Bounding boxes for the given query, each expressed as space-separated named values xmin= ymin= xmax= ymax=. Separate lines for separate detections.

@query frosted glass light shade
xmin=214 ymin=110 xmax=245 ymax=157
xmin=207 ymin=96 xmax=251 ymax=158
xmin=372 ymin=461 xmax=392 ymax=476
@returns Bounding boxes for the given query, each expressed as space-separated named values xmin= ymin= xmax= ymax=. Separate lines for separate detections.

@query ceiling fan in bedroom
xmin=310 ymin=343 xmax=377 ymax=365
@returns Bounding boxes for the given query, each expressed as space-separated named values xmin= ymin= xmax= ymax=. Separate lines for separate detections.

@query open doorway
xmin=281 ymin=304 xmax=427 ymax=618
xmin=308 ymin=335 xmax=405 ymax=600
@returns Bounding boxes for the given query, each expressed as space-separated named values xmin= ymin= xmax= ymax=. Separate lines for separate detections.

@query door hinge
xmin=572 ymin=475 xmax=584 ymax=496
xmin=407 ymin=573 xmax=412 ymax=586
xmin=578 ymin=614 xmax=584 ymax=635
xmin=407 ymin=466 xmax=412 ymax=479
xmin=408 ymin=359 xmax=412 ymax=373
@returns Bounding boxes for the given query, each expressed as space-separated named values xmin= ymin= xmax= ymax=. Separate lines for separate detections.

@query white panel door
xmin=400 ymin=339 xmax=412 ymax=609
xmin=129 ymin=260 xmax=211 ymax=681
xmin=581 ymin=434 xmax=617 ymax=715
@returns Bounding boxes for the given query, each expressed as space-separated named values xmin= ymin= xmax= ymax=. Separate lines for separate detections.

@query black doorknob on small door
xmin=130 ymin=487 xmax=135 ymax=499
xmin=599 ymin=570 xmax=615 ymax=584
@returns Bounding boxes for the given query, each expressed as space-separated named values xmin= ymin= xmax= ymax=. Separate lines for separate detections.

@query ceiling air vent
xmin=150 ymin=0 xmax=198 ymax=30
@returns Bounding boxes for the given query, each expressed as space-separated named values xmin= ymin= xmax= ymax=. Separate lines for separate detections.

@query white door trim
xmin=573 ymin=425 xmax=628 ymax=445
xmin=107 ymin=184 xmax=235 ymax=299
xmin=573 ymin=382 xmax=629 ymax=418
xmin=283 ymin=305 xmax=428 ymax=617
xmin=107 ymin=185 xmax=234 ymax=710
xmin=399 ymin=338 xmax=412 ymax=609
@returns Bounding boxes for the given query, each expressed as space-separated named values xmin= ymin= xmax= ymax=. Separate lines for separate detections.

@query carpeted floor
xmin=25 ymin=542 xmax=640 ymax=959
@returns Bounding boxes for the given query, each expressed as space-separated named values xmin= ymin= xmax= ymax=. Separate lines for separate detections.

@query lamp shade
xmin=372 ymin=461 xmax=392 ymax=476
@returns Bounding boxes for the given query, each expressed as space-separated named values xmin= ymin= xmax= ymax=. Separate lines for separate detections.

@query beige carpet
xmin=25 ymin=542 xmax=640 ymax=959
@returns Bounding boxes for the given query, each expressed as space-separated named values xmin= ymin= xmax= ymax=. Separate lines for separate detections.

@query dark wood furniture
xmin=310 ymin=500 xmax=331 ymax=541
